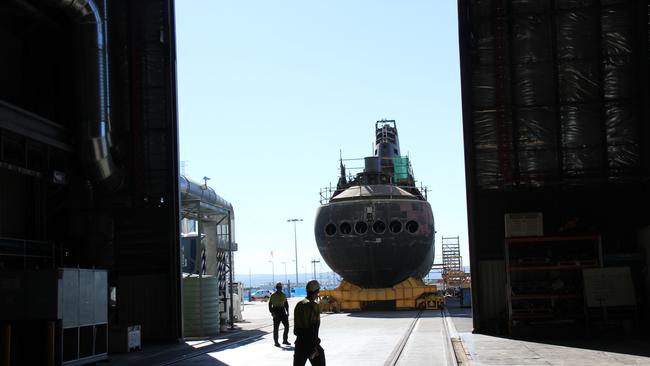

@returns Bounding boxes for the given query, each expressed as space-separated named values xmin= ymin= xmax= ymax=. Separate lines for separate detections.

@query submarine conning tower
xmin=361 ymin=120 xmax=404 ymax=186
xmin=375 ymin=119 xmax=400 ymax=158
xmin=335 ymin=119 xmax=422 ymax=200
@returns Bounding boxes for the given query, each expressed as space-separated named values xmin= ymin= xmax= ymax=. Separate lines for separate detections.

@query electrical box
xmin=109 ymin=325 xmax=141 ymax=353
xmin=504 ymin=213 xmax=543 ymax=238
xmin=0 ymin=269 xmax=108 ymax=364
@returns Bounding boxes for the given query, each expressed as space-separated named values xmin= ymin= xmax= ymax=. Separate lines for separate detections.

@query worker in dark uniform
xmin=293 ymin=280 xmax=325 ymax=366
xmin=269 ymin=282 xmax=290 ymax=347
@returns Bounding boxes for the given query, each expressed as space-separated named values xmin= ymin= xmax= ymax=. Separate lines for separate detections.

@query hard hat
xmin=276 ymin=282 xmax=283 ymax=289
xmin=306 ymin=280 xmax=320 ymax=293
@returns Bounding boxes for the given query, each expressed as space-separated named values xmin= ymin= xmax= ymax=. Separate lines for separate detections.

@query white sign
xmin=583 ymin=267 xmax=635 ymax=307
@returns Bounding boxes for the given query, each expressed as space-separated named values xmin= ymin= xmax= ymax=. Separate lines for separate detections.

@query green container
xmin=183 ymin=275 xmax=220 ymax=337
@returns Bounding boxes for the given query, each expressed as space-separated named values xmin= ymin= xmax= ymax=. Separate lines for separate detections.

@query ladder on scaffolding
xmin=442 ymin=236 xmax=468 ymax=288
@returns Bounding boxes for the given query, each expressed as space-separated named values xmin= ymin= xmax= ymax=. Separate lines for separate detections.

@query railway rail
xmin=383 ymin=310 xmax=422 ymax=365
xmin=114 ymin=310 xmax=459 ymax=366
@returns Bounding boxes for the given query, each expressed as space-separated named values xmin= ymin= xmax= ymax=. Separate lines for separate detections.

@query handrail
xmin=339 ymin=157 xmax=412 ymax=178
xmin=0 ymin=237 xmax=56 ymax=269
xmin=0 ymin=237 xmax=53 ymax=245
xmin=319 ymin=184 xmax=429 ymax=205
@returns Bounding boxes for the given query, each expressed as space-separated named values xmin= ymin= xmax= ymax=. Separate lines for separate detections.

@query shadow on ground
xmin=104 ymin=328 xmax=269 ymax=366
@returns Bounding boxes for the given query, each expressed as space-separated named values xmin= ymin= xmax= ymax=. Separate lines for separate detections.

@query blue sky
xmin=175 ymin=1 xmax=468 ymax=278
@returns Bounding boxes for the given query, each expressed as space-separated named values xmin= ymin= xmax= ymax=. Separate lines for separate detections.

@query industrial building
xmin=0 ymin=0 xmax=183 ymax=364
xmin=458 ymin=0 xmax=650 ymax=336
xmin=179 ymin=175 xmax=238 ymax=338
xmin=0 ymin=0 xmax=649 ymax=364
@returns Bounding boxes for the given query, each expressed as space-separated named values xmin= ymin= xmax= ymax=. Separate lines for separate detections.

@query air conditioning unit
xmin=504 ymin=212 xmax=543 ymax=238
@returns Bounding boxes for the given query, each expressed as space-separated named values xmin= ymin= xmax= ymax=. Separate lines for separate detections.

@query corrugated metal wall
xmin=109 ymin=0 xmax=182 ymax=343
xmin=0 ymin=169 xmax=36 ymax=240
xmin=477 ymin=260 xmax=507 ymax=332
xmin=0 ymin=134 xmax=46 ymax=243
xmin=118 ymin=274 xmax=177 ymax=340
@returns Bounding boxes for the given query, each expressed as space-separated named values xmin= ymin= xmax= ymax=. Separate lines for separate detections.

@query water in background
xmin=290 ymin=287 xmax=306 ymax=297
xmin=247 ymin=286 xmax=307 ymax=301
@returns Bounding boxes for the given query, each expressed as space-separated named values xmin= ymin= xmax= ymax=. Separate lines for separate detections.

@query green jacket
xmin=269 ymin=291 xmax=289 ymax=317
xmin=293 ymin=298 xmax=320 ymax=348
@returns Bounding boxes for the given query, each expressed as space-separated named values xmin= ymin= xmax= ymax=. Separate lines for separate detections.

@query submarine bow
xmin=315 ymin=120 xmax=435 ymax=288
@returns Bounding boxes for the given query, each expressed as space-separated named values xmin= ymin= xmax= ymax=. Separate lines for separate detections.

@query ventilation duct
xmin=179 ymin=176 xmax=234 ymax=219
xmin=42 ymin=0 xmax=123 ymax=191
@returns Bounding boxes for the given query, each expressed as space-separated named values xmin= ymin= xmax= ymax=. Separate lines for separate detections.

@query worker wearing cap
xmin=269 ymin=282 xmax=290 ymax=347
xmin=293 ymin=280 xmax=325 ymax=366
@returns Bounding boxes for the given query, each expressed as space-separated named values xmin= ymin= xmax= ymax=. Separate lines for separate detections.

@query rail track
xmin=384 ymin=309 xmax=459 ymax=366
xmin=383 ymin=310 xmax=422 ymax=366
xmin=116 ymin=310 xmax=459 ymax=366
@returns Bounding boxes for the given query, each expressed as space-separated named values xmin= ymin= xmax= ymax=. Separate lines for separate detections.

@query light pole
xmin=311 ymin=258 xmax=320 ymax=281
xmin=287 ymin=218 xmax=303 ymax=288
xmin=281 ymin=261 xmax=287 ymax=283
xmin=269 ymin=260 xmax=274 ymax=284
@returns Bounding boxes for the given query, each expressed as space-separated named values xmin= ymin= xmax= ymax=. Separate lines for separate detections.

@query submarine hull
xmin=315 ymin=193 xmax=434 ymax=288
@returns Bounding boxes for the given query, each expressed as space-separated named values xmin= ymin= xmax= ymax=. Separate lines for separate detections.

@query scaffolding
xmin=442 ymin=236 xmax=469 ymax=288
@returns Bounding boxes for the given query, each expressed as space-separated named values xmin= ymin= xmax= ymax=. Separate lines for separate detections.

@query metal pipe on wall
xmin=179 ymin=175 xmax=233 ymax=213
xmin=38 ymin=0 xmax=123 ymax=191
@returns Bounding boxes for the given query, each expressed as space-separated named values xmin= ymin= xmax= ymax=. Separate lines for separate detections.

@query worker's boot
xmin=282 ymin=340 xmax=291 ymax=345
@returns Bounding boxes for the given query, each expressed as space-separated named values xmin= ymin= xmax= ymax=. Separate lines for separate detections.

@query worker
xmin=269 ymin=282 xmax=290 ymax=347
xmin=293 ymin=280 xmax=325 ymax=366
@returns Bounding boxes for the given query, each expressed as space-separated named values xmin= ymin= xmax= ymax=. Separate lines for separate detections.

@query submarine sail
xmin=315 ymin=120 xmax=435 ymax=288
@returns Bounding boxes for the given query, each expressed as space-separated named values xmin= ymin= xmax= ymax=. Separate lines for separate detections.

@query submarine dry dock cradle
xmin=315 ymin=120 xmax=443 ymax=311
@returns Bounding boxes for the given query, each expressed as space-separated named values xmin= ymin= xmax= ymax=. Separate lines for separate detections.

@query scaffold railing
xmin=441 ymin=236 xmax=470 ymax=289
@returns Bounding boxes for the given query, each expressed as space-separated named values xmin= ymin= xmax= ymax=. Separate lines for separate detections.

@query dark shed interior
xmin=459 ymin=0 xmax=650 ymax=336
xmin=0 ymin=0 xmax=181 ymax=363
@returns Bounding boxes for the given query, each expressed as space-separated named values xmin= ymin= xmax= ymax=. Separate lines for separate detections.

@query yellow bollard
xmin=47 ymin=321 xmax=55 ymax=366
xmin=2 ymin=324 xmax=10 ymax=366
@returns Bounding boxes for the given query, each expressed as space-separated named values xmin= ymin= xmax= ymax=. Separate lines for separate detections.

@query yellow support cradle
xmin=320 ymin=277 xmax=443 ymax=311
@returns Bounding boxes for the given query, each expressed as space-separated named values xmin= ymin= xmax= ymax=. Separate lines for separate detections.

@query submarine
xmin=315 ymin=120 xmax=435 ymax=288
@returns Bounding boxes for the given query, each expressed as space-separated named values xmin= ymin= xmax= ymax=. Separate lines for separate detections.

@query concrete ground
xmin=168 ymin=299 xmax=453 ymax=366
xmin=106 ymin=297 xmax=453 ymax=366
xmin=445 ymin=297 xmax=650 ymax=366
xmin=106 ymin=296 xmax=650 ymax=365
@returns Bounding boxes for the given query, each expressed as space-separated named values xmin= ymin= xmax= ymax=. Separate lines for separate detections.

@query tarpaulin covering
xmin=462 ymin=0 xmax=647 ymax=189
xmin=393 ymin=156 xmax=410 ymax=181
